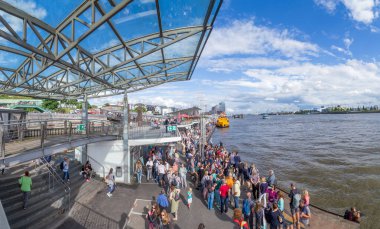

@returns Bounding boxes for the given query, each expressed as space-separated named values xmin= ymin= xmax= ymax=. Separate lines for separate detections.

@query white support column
xmin=123 ymin=91 xmax=131 ymax=184
xmin=81 ymin=94 xmax=88 ymax=163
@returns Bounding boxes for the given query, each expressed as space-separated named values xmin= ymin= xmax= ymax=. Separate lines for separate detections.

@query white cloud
xmin=241 ymin=59 xmax=380 ymax=105
xmin=330 ymin=36 xmax=353 ymax=56
xmin=1 ymin=0 xmax=47 ymax=32
xmin=314 ymin=0 xmax=339 ymax=12
xmin=315 ymin=0 xmax=380 ymax=24
xmin=199 ymin=57 xmax=296 ymax=73
xmin=203 ymin=20 xmax=319 ymax=60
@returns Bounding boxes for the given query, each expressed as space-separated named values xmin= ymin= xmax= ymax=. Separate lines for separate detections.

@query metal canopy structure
xmin=0 ymin=0 xmax=222 ymax=99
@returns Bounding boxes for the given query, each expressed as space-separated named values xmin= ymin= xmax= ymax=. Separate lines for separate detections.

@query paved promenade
xmin=56 ymin=176 xmax=359 ymax=229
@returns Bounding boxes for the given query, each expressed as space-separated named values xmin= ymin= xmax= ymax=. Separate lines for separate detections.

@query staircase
xmin=0 ymin=155 xmax=95 ymax=229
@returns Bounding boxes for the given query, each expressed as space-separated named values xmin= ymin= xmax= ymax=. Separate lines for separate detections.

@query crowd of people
xmin=132 ymin=122 xmax=314 ymax=229
xmin=13 ymin=120 xmax=361 ymax=228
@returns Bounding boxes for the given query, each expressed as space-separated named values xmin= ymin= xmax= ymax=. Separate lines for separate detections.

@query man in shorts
xmin=289 ymin=183 xmax=301 ymax=228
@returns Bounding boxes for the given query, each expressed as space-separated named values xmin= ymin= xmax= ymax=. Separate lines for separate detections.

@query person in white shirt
xmin=157 ymin=162 xmax=166 ymax=187
xmin=146 ymin=158 xmax=153 ymax=181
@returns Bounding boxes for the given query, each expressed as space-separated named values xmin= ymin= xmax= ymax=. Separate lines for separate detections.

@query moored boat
xmin=216 ymin=113 xmax=229 ymax=128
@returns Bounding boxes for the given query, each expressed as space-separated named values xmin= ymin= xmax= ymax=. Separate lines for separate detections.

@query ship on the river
xmin=216 ymin=113 xmax=229 ymax=128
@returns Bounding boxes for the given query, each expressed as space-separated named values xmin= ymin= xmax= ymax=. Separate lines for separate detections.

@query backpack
xmin=292 ymin=193 xmax=301 ymax=208
xmin=171 ymin=178 xmax=178 ymax=187
xmin=60 ymin=161 xmax=64 ymax=170
xmin=242 ymin=199 xmax=251 ymax=215
xmin=174 ymin=191 xmax=180 ymax=201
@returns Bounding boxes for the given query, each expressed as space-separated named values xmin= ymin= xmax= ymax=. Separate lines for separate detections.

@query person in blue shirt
xmin=156 ymin=189 xmax=169 ymax=212
xmin=267 ymin=170 xmax=276 ymax=187
xmin=62 ymin=157 xmax=70 ymax=182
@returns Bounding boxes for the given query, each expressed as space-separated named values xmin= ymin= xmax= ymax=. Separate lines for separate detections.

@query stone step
xmin=8 ymin=175 xmax=85 ymax=229
xmin=2 ymin=163 xmax=83 ymax=207
xmin=12 ymin=178 xmax=99 ymax=229
xmin=34 ymin=180 xmax=105 ymax=229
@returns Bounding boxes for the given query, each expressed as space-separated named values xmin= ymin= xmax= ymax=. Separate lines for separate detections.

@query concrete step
xmin=8 ymin=174 xmax=84 ymax=229
xmin=2 ymin=163 xmax=83 ymax=209
xmin=12 ymin=178 xmax=97 ymax=229
xmin=34 ymin=180 xmax=105 ymax=229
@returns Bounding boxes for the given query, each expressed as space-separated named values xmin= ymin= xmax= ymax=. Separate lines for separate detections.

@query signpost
xmin=76 ymin=124 xmax=85 ymax=132
xmin=167 ymin=125 xmax=177 ymax=132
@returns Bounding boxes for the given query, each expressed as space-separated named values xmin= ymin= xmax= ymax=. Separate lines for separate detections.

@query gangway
xmin=9 ymin=105 xmax=49 ymax=113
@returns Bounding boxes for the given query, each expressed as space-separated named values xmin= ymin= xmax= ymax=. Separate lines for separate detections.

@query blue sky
xmin=2 ymin=0 xmax=380 ymax=113
xmin=124 ymin=0 xmax=380 ymax=113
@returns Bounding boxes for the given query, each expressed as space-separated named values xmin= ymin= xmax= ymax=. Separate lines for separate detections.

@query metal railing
xmin=87 ymin=154 xmax=105 ymax=179
xmin=0 ymin=119 xmax=122 ymax=158
xmin=41 ymin=157 xmax=71 ymax=213
xmin=128 ymin=125 xmax=180 ymax=140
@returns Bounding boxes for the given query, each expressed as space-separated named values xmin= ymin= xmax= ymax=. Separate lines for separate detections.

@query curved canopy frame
xmin=0 ymin=0 xmax=222 ymax=99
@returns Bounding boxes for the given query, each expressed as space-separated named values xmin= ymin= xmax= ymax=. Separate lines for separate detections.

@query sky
xmin=2 ymin=0 xmax=380 ymax=113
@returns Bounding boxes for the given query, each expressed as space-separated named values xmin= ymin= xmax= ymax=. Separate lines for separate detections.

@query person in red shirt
xmin=219 ymin=179 xmax=230 ymax=213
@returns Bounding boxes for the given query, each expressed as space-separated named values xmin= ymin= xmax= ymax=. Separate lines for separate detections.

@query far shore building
xmin=168 ymin=106 xmax=201 ymax=117
xmin=210 ymin=102 xmax=226 ymax=114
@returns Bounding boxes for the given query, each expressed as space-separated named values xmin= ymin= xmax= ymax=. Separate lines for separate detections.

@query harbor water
xmin=212 ymin=113 xmax=379 ymax=228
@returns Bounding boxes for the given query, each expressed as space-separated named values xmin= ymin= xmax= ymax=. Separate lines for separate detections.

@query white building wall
xmin=87 ymin=140 xmax=125 ymax=183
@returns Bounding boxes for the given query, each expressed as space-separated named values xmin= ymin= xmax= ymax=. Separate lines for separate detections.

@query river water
xmin=211 ymin=113 xmax=379 ymax=228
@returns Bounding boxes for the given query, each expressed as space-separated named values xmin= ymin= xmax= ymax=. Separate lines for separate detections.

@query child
xmin=187 ymin=187 xmax=193 ymax=209
xmin=303 ymin=190 xmax=310 ymax=206
xmin=277 ymin=191 xmax=284 ymax=212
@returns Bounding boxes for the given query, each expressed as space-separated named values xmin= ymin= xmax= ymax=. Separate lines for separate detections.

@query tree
xmin=104 ymin=103 xmax=110 ymax=106
xmin=42 ymin=99 xmax=59 ymax=110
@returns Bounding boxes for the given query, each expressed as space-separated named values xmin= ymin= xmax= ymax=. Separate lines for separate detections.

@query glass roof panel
xmin=0 ymin=50 xmax=28 ymax=69
xmin=78 ymin=24 xmax=121 ymax=54
xmin=111 ymin=0 xmax=159 ymax=42
xmin=166 ymin=61 xmax=192 ymax=74
xmin=163 ymin=32 xmax=201 ymax=59
xmin=159 ymin=0 xmax=210 ymax=30
xmin=5 ymin=0 xmax=85 ymax=28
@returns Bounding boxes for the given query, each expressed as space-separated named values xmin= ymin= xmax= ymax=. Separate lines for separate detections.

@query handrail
xmin=3 ymin=118 xmax=110 ymax=126
xmin=87 ymin=155 xmax=105 ymax=179
xmin=276 ymin=186 xmax=357 ymax=222
xmin=41 ymin=157 xmax=71 ymax=212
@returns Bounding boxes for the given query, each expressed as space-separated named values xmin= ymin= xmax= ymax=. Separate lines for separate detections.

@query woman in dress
xmin=169 ymin=186 xmax=180 ymax=221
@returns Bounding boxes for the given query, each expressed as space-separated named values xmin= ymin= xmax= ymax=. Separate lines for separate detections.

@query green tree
xmin=42 ymin=99 xmax=59 ymax=110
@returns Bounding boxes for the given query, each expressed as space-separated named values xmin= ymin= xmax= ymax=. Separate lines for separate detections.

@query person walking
xmin=159 ymin=209 xmax=173 ymax=229
xmin=106 ymin=168 xmax=115 ymax=197
xmin=146 ymin=203 xmax=160 ymax=229
xmin=187 ymin=187 xmax=193 ymax=209
xmin=157 ymin=189 xmax=169 ymax=212
xmin=219 ymin=179 xmax=229 ymax=213
xmin=169 ymin=186 xmax=180 ymax=221
xmin=232 ymin=177 xmax=241 ymax=208
xmin=135 ymin=160 xmax=143 ymax=184
xmin=146 ymin=158 xmax=153 ymax=181
xmin=62 ymin=157 xmax=70 ymax=182
xmin=19 ymin=171 xmax=32 ymax=210
xmin=179 ymin=163 xmax=187 ymax=189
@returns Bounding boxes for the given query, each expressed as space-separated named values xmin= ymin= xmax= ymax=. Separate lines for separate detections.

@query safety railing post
xmin=40 ymin=122 xmax=46 ymax=149
xmin=64 ymin=120 xmax=68 ymax=135
xmin=68 ymin=122 xmax=72 ymax=143
xmin=0 ymin=123 xmax=5 ymax=171
xmin=17 ymin=120 xmax=24 ymax=141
